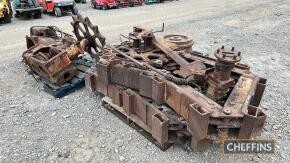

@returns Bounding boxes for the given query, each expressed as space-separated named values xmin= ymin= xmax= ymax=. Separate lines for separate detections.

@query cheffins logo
xmin=222 ymin=139 xmax=275 ymax=154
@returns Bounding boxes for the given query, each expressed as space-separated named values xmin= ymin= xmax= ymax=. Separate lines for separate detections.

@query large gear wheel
xmin=71 ymin=14 xmax=106 ymax=60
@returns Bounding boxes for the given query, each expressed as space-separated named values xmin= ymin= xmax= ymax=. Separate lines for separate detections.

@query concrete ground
xmin=0 ymin=0 xmax=290 ymax=162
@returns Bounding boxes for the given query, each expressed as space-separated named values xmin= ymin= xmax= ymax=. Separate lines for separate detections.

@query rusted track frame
xmin=86 ymin=59 xmax=266 ymax=150
xmin=83 ymin=23 xmax=267 ymax=151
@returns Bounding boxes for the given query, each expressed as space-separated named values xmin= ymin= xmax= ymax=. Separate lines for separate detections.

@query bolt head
xmin=223 ymin=109 xmax=232 ymax=115
xmin=214 ymin=46 xmax=241 ymax=63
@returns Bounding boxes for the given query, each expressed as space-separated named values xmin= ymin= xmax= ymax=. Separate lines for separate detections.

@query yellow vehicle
xmin=0 ymin=0 xmax=12 ymax=23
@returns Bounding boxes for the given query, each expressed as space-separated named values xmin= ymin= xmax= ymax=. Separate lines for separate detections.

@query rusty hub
xmin=206 ymin=46 xmax=242 ymax=101
xmin=160 ymin=34 xmax=193 ymax=52
xmin=213 ymin=46 xmax=241 ymax=81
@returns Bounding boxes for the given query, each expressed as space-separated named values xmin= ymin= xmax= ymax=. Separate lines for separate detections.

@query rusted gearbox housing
xmin=22 ymin=26 xmax=83 ymax=85
xmin=84 ymin=26 xmax=267 ymax=150
xmin=22 ymin=17 xmax=105 ymax=86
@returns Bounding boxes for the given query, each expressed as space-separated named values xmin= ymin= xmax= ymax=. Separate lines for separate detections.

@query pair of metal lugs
xmin=85 ymin=30 xmax=267 ymax=151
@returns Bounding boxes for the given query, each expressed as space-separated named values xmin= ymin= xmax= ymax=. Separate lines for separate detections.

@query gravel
xmin=0 ymin=0 xmax=290 ymax=162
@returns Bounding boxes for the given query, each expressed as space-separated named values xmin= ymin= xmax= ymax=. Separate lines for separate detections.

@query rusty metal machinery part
xmin=85 ymin=25 xmax=267 ymax=151
xmin=23 ymin=15 xmax=104 ymax=86
xmin=23 ymin=45 xmax=78 ymax=85
xmin=123 ymin=26 xmax=206 ymax=80
xmin=206 ymin=46 xmax=242 ymax=101
xmin=160 ymin=34 xmax=193 ymax=53
xmin=107 ymin=44 xmax=191 ymax=85
xmin=213 ymin=46 xmax=241 ymax=81
xmin=26 ymin=26 xmax=77 ymax=49
xmin=29 ymin=26 xmax=75 ymax=39
xmin=71 ymin=13 xmax=106 ymax=61
xmin=25 ymin=25 xmax=87 ymax=61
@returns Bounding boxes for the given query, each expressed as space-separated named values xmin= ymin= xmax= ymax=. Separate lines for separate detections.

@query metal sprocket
xmin=71 ymin=14 xmax=106 ymax=60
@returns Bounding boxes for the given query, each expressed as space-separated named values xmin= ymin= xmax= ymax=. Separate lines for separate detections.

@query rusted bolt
xmin=221 ymin=45 xmax=224 ymax=49
xmin=223 ymin=109 xmax=232 ymax=115
xmin=233 ymin=56 xmax=237 ymax=60
xmin=238 ymin=52 xmax=241 ymax=56
xmin=222 ymin=54 xmax=226 ymax=58
xmin=231 ymin=47 xmax=235 ymax=51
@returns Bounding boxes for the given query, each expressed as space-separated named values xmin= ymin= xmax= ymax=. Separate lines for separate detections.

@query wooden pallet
xmin=40 ymin=54 xmax=94 ymax=98
xmin=102 ymin=96 xmax=172 ymax=151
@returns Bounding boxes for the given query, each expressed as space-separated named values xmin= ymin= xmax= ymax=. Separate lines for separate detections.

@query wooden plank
xmin=40 ymin=77 xmax=60 ymax=90
xmin=73 ymin=59 xmax=93 ymax=67
xmin=81 ymin=54 xmax=94 ymax=62
xmin=103 ymin=97 xmax=151 ymax=133
xmin=76 ymin=72 xmax=85 ymax=79
xmin=75 ymin=64 xmax=90 ymax=72
xmin=102 ymin=96 xmax=172 ymax=151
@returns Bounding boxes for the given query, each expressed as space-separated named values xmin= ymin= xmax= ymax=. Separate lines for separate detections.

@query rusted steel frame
xmin=238 ymin=105 xmax=266 ymax=138
xmin=88 ymin=58 xmax=266 ymax=146
xmin=164 ymin=81 xmax=221 ymax=119
xmin=108 ymin=45 xmax=191 ymax=85
xmin=249 ymin=77 xmax=267 ymax=107
xmin=82 ymin=22 xmax=268 ymax=151
xmin=99 ymin=61 xmax=209 ymax=113
xmin=86 ymin=59 xmax=267 ymax=151
xmin=98 ymin=45 xmax=266 ymax=116
xmin=187 ymin=103 xmax=211 ymax=151
xmin=92 ymin=62 xmax=221 ymax=119
xmin=86 ymin=64 xmax=189 ymax=145
xmin=103 ymin=87 xmax=187 ymax=146
xmin=217 ymin=75 xmax=263 ymax=118
xmin=202 ymin=74 xmax=266 ymax=130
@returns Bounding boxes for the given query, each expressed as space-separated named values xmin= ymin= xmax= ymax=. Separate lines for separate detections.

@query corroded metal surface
xmin=160 ymin=34 xmax=193 ymax=52
xmin=22 ymin=45 xmax=78 ymax=85
xmin=206 ymin=46 xmax=241 ymax=101
xmin=26 ymin=26 xmax=76 ymax=49
xmin=23 ymin=26 xmax=82 ymax=85
xmin=23 ymin=14 xmax=267 ymax=151
xmin=23 ymin=14 xmax=105 ymax=86
xmin=85 ymin=25 xmax=267 ymax=151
